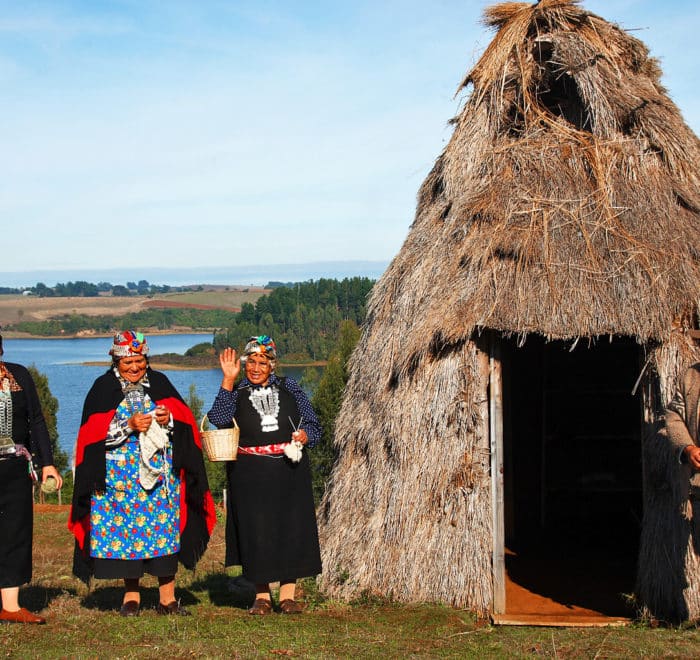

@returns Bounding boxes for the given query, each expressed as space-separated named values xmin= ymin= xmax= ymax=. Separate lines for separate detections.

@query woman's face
xmin=245 ymin=353 xmax=272 ymax=386
xmin=117 ymin=355 xmax=148 ymax=383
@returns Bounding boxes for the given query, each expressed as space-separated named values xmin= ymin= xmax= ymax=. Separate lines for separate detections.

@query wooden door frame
xmin=489 ymin=334 xmax=506 ymax=614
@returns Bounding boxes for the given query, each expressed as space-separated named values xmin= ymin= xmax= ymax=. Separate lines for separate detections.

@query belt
xmin=0 ymin=443 xmax=25 ymax=461
xmin=0 ymin=444 xmax=37 ymax=480
xmin=238 ymin=442 xmax=291 ymax=456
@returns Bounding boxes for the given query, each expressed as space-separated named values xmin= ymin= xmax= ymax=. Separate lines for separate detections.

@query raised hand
xmin=219 ymin=347 xmax=241 ymax=391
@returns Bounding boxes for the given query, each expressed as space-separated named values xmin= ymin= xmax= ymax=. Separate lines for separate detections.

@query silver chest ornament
xmin=249 ymin=386 xmax=280 ymax=432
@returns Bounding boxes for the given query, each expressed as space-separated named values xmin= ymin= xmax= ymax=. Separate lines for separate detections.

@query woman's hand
xmin=128 ymin=412 xmax=154 ymax=433
xmin=219 ymin=347 xmax=241 ymax=391
xmin=292 ymin=429 xmax=308 ymax=446
xmin=42 ymin=465 xmax=63 ymax=490
xmin=684 ymin=444 xmax=700 ymax=470
xmin=154 ymin=404 xmax=171 ymax=427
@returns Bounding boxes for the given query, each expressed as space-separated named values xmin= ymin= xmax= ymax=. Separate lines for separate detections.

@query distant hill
xmin=0 ymin=260 xmax=389 ymax=289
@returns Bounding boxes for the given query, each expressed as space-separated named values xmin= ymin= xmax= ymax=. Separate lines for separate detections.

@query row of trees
xmin=9 ymin=276 xmax=373 ymax=367
xmin=214 ymin=277 xmax=373 ymax=362
xmin=308 ymin=320 xmax=360 ymax=501
xmin=30 ymin=280 xmax=174 ymax=297
xmin=11 ymin=307 xmax=238 ymax=336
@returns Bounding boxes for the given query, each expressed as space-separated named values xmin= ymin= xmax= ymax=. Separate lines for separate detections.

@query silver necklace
xmin=249 ymin=386 xmax=280 ymax=432
xmin=0 ymin=377 xmax=15 ymax=454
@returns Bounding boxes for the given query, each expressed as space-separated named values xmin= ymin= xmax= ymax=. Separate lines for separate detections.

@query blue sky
xmin=1 ymin=1 xmax=698 ymax=276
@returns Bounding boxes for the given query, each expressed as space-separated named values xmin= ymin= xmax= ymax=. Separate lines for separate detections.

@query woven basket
xmin=200 ymin=415 xmax=239 ymax=461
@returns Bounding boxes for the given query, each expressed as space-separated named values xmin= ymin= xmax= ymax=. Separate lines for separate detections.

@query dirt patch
xmin=0 ymin=294 xmax=146 ymax=327
xmin=34 ymin=503 xmax=70 ymax=513
xmin=503 ymin=547 xmax=635 ymax=623
xmin=0 ymin=288 xmax=267 ymax=332
xmin=144 ymin=300 xmax=240 ymax=312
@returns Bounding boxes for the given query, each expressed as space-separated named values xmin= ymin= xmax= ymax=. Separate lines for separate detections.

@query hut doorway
xmin=495 ymin=335 xmax=642 ymax=623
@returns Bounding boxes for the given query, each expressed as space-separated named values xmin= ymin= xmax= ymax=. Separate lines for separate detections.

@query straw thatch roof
xmin=318 ymin=0 xmax=700 ymax=614
xmin=375 ymin=0 xmax=700 ymax=380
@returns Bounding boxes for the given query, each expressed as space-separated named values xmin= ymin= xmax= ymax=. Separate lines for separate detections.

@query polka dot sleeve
xmin=283 ymin=377 xmax=322 ymax=449
xmin=206 ymin=387 xmax=240 ymax=428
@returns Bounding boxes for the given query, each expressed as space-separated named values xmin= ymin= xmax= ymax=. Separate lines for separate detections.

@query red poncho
xmin=68 ymin=368 xmax=216 ymax=581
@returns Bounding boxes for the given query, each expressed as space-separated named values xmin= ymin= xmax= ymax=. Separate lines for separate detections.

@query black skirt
xmin=0 ymin=457 xmax=33 ymax=588
xmin=225 ymin=450 xmax=322 ymax=583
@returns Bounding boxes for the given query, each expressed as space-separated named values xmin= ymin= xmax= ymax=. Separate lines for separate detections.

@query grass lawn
xmin=3 ymin=507 xmax=700 ymax=659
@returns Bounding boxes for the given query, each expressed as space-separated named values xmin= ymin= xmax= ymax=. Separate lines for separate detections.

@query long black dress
xmin=0 ymin=362 xmax=54 ymax=589
xmin=222 ymin=382 xmax=322 ymax=583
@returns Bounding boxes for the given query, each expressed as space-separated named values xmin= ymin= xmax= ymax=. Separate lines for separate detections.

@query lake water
xmin=2 ymin=334 xmax=312 ymax=459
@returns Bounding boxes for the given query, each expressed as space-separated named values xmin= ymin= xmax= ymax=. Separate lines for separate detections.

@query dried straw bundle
xmin=318 ymin=0 xmax=700 ymax=616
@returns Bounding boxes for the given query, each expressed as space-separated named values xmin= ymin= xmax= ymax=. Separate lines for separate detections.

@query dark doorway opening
xmin=501 ymin=335 xmax=642 ymax=619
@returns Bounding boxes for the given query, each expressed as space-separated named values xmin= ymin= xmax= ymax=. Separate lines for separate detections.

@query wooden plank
xmin=491 ymin=613 xmax=631 ymax=627
xmin=490 ymin=335 xmax=506 ymax=614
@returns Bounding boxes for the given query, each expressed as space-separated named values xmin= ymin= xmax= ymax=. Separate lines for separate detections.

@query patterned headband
xmin=109 ymin=330 xmax=149 ymax=357
xmin=242 ymin=335 xmax=277 ymax=360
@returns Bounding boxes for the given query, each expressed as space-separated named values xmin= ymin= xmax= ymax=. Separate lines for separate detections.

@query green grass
xmin=4 ymin=509 xmax=700 ymax=659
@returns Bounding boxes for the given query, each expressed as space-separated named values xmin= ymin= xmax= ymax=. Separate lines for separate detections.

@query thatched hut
xmin=318 ymin=0 xmax=700 ymax=621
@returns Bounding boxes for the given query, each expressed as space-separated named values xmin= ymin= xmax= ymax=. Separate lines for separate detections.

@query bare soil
xmin=143 ymin=300 xmax=241 ymax=312
xmin=0 ymin=294 xmax=145 ymax=328
xmin=0 ymin=287 xmax=268 ymax=336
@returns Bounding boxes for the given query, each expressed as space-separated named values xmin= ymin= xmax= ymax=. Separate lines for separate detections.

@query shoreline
xmin=2 ymin=329 xmax=213 ymax=340
xmin=83 ymin=360 xmax=328 ymax=371
xmin=4 ymin=331 xmax=328 ymax=370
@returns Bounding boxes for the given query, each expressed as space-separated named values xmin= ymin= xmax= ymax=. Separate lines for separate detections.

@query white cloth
xmin=139 ymin=417 xmax=171 ymax=491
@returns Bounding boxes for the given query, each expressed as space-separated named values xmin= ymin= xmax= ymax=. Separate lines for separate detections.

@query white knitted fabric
xmin=139 ymin=417 xmax=170 ymax=491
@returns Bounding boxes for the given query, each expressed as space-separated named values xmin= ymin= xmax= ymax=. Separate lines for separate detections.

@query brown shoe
xmin=0 ymin=608 xmax=47 ymax=624
xmin=248 ymin=598 xmax=273 ymax=615
xmin=279 ymin=599 xmax=304 ymax=614
xmin=119 ymin=600 xmax=140 ymax=617
xmin=156 ymin=601 xmax=191 ymax=616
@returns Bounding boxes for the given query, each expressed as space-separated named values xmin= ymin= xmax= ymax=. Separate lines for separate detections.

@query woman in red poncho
xmin=69 ymin=331 xmax=216 ymax=617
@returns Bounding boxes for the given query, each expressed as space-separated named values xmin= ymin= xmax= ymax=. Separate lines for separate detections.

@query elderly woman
xmin=0 ymin=331 xmax=63 ymax=624
xmin=207 ymin=335 xmax=322 ymax=614
xmin=69 ymin=330 xmax=216 ymax=617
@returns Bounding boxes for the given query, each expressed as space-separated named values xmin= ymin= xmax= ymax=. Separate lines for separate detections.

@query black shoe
xmin=119 ymin=600 xmax=140 ymax=617
xmin=156 ymin=601 xmax=191 ymax=616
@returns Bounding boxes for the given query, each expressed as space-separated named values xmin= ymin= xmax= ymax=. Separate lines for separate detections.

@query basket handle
xmin=200 ymin=415 xmax=239 ymax=431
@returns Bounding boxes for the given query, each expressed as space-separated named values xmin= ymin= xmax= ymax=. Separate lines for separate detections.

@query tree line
xmin=29 ymin=280 xmax=175 ymax=297
xmin=12 ymin=308 xmax=238 ymax=337
xmin=8 ymin=277 xmax=373 ymax=360
xmin=213 ymin=277 xmax=373 ymax=362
